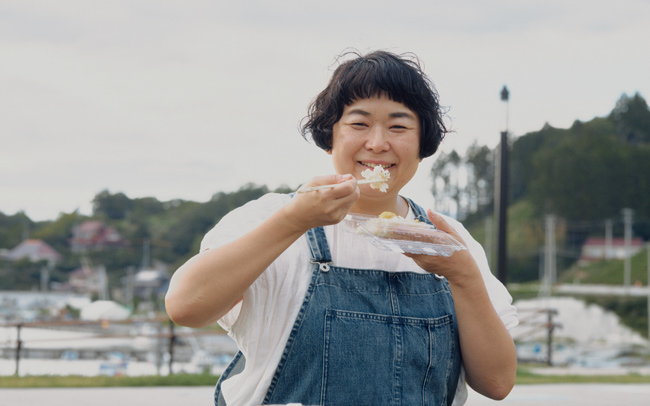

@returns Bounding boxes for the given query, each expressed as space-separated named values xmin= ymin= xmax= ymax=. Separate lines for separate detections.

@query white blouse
xmin=199 ymin=193 xmax=518 ymax=406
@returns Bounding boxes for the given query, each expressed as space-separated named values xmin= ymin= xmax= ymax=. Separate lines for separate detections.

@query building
xmin=70 ymin=221 xmax=126 ymax=253
xmin=68 ymin=264 xmax=109 ymax=299
xmin=578 ymin=237 xmax=645 ymax=266
xmin=133 ymin=269 xmax=169 ymax=300
xmin=4 ymin=239 xmax=62 ymax=265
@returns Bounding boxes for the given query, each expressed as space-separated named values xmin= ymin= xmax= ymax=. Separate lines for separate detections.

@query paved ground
xmin=467 ymin=383 xmax=650 ymax=405
xmin=1 ymin=384 xmax=650 ymax=405
xmin=0 ymin=386 xmax=214 ymax=406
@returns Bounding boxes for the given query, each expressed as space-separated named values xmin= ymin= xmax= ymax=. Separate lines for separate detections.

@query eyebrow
xmin=346 ymin=108 xmax=416 ymax=120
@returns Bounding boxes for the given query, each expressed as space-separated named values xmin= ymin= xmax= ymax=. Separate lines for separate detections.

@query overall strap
xmin=289 ymin=192 xmax=332 ymax=265
xmin=403 ymin=196 xmax=434 ymax=226
xmin=306 ymin=227 xmax=332 ymax=264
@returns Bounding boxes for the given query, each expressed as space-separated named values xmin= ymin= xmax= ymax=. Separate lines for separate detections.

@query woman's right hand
xmin=282 ymin=173 xmax=360 ymax=232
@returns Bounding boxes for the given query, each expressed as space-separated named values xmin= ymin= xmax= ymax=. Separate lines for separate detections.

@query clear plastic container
xmin=343 ymin=213 xmax=466 ymax=257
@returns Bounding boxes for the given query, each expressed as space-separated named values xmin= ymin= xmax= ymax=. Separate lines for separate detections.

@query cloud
xmin=1 ymin=0 xmax=649 ymax=220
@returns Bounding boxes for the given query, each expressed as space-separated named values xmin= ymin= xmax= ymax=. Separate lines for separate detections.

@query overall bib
xmin=216 ymin=199 xmax=462 ymax=406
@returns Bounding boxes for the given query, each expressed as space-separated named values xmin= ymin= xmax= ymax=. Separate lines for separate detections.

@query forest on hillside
xmin=1 ymin=93 xmax=649 ymax=289
xmin=0 ymin=184 xmax=293 ymax=292
xmin=433 ymin=92 xmax=650 ymax=227
xmin=431 ymin=92 xmax=650 ymax=281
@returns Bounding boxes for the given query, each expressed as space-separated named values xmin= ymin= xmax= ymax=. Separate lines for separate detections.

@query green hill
xmin=561 ymin=249 xmax=649 ymax=286
xmin=460 ymin=92 xmax=650 ymax=284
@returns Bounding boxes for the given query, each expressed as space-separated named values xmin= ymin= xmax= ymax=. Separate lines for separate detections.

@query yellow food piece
xmin=379 ymin=211 xmax=397 ymax=219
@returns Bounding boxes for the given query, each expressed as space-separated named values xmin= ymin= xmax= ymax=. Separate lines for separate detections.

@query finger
xmin=426 ymin=209 xmax=450 ymax=231
xmin=306 ymin=174 xmax=343 ymax=187
xmin=326 ymin=175 xmax=358 ymax=198
xmin=337 ymin=173 xmax=356 ymax=184
xmin=426 ymin=209 xmax=467 ymax=245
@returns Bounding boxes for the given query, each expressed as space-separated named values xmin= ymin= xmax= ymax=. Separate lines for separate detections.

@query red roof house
xmin=6 ymin=239 xmax=62 ymax=264
xmin=70 ymin=221 xmax=126 ymax=252
xmin=579 ymin=237 xmax=645 ymax=265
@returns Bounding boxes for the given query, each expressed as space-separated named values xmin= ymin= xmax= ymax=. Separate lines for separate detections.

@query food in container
xmin=344 ymin=211 xmax=466 ymax=257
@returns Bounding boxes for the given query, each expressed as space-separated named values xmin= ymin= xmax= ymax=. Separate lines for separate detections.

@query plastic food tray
xmin=343 ymin=213 xmax=466 ymax=257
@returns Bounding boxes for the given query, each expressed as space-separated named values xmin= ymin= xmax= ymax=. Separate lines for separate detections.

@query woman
xmin=165 ymin=50 xmax=518 ymax=406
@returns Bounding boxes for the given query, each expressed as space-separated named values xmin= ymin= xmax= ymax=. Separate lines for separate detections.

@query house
xmin=68 ymin=264 xmax=109 ymax=298
xmin=5 ymin=239 xmax=62 ymax=265
xmin=70 ymin=221 xmax=126 ymax=253
xmin=578 ymin=237 xmax=645 ymax=266
xmin=133 ymin=269 xmax=170 ymax=300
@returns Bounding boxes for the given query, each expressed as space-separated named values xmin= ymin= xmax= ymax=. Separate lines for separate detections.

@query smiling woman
xmin=165 ymin=50 xmax=518 ymax=406
xmin=328 ymin=95 xmax=421 ymax=209
xmin=301 ymin=50 xmax=448 ymax=160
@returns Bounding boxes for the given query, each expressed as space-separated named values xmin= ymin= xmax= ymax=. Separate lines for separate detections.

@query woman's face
xmin=330 ymin=95 xmax=421 ymax=198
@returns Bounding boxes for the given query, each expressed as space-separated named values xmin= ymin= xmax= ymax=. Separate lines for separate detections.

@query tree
xmin=0 ymin=211 xmax=33 ymax=249
xmin=32 ymin=211 xmax=86 ymax=254
xmin=610 ymin=93 xmax=650 ymax=145
xmin=160 ymin=183 xmax=270 ymax=267
xmin=529 ymin=132 xmax=627 ymax=220
xmin=464 ymin=143 xmax=495 ymax=216
xmin=92 ymin=190 xmax=133 ymax=220
xmin=509 ymin=124 xmax=570 ymax=203
xmin=430 ymin=150 xmax=462 ymax=216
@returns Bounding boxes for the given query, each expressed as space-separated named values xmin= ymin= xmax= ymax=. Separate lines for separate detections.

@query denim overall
xmin=216 ymin=198 xmax=461 ymax=406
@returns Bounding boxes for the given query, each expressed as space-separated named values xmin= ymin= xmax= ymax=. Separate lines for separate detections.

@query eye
xmin=390 ymin=124 xmax=410 ymax=132
xmin=351 ymin=122 xmax=368 ymax=128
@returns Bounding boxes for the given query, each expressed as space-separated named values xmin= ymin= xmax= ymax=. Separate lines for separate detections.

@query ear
xmin=326 ymin=149 xmax=332 ymax=155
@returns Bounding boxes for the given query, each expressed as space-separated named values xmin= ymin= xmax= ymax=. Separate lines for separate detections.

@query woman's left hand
xmin=404 ymin=209 xmax=481 ymax=284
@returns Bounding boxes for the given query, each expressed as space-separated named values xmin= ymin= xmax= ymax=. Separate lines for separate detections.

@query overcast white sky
xmin=1 ymin=0 xmax=649 ymax=221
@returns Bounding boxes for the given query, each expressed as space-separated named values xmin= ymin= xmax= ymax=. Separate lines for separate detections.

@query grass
xmin=560 ymin=249 xmax=650 ymax=286
xmin=0 ymin=373 xmax=219 ymax=388
xmin=2 ymin=368 xmax=650 ymax=388
xmin=516 ymin=366 xmax=650 ymax=384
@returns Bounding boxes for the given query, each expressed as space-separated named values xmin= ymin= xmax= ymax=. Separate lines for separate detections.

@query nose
xmin=365 ymin=126 xmax=390 ymax=152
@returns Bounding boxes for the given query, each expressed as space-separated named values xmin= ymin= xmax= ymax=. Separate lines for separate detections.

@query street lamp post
xmin=622 ymin=208 xmax=634 ymax=293
xmin=495 ymin=85 xmax=510 ymax=284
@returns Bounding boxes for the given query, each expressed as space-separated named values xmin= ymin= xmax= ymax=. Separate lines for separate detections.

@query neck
xmin=350 ymin=195 xmax=410 ymax=217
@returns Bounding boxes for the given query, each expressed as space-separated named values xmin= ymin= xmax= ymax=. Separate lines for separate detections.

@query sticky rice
xmin=361 ymin=166 xmax=390 ymax=192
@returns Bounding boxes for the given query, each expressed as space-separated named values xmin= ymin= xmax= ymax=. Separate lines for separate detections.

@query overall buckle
xmin=310 ymin=259 xmax=332 ymax=273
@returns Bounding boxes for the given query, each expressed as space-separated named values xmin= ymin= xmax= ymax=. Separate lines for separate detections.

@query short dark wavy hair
xmin=300 ymin=50 xmax=448 ymax=159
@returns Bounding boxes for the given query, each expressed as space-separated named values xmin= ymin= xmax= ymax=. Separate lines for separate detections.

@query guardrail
xmin=0 ymin=317 xmax=227 ymax=377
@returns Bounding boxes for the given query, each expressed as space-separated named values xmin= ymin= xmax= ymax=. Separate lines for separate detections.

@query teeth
xmin=362 ymin=162 xmax=391 ymax=168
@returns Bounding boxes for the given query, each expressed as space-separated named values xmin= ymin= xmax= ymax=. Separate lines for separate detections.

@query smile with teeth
xmin=360 ymin=162 xmax=393 ymax=169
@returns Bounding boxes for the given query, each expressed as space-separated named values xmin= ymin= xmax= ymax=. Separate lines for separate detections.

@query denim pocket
xmin=321 ymin=309 xmax=455 ymax=406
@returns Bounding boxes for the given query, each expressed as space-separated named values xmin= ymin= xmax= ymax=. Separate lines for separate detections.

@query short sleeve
xmin=199 ymin=193 xmax=291 ymax=252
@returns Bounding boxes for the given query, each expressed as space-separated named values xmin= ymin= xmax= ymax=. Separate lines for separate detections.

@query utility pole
xmin=622 ymin=208 xmax=634 ymax=293
xmin=125 ymin=266 xmax=136 ymax=311
xmin=605 ymin=219 xmax=613 ymax=259
xmin=495 ymin=85 xmax=510 ymax=284
xmin=546 ymin=309 xmax=558 ymax=366
xmin=142 ymin=238 xmax=151 ymax=269
xmin=40 ymin=265 xmax=50 ymax=292
xmin=98 ymin=265 xmax=109 ymax=301
xmin=540 ymin=215 xmax=556 ymax=298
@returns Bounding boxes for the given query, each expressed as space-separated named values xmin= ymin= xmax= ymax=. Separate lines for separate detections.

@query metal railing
xmin=0 ymin=317 xmax=227 ymax=377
